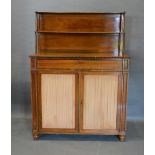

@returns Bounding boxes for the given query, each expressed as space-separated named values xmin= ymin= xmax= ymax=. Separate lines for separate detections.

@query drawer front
xmin=37 ymin=59 xmax=122 ymax=71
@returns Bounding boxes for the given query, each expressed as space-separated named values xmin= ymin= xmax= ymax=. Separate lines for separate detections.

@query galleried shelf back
xmin=30 ymin=12 xmax=130 ymax=141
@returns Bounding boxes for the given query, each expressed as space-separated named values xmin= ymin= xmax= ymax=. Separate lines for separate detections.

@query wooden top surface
xmin=36 ymin=12 xmax=125 ymax=14
xmin=30 ymin=51 xmax=129 ymax=59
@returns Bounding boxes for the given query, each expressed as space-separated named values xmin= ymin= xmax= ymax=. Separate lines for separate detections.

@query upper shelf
xmin=35 ymin=12 xmax=125 ymax=54
xmin=36 ymin=12 xmax=125 ymax=33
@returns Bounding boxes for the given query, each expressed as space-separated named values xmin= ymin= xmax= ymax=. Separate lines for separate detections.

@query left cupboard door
xmin=37 ymin=72 xmax=79 ymax=133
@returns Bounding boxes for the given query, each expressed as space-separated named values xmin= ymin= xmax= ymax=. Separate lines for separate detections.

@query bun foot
xmin=118 ymin=135 xmax=126 ymax=142
xmin=33 ymin=134 xmax=39 ymax=140
xmin=32 ymin=130 xmax=40 ymax=140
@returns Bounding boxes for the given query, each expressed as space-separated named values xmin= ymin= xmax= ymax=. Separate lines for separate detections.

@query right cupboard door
xmin=80 ymin=72 xmax=121 ymax=134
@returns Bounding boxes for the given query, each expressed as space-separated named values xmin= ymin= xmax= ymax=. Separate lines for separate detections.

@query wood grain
xmin=37 ymin=33 xmax=119 ymax=52
xmin=83 ymin=74 xmax=118 ymax=130
xmin=37 ymin=59 xmax=122 ymax=71
xmin=41 ymin=74 xmax=75 ymax=129
xmin=36 ymin=13 xmax=122 ymax=33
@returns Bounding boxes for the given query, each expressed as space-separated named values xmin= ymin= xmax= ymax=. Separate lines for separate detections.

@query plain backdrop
xmin=11 ymin=0 xmax=144 ymax=120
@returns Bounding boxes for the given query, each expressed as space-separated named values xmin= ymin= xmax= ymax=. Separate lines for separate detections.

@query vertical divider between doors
xmin=79 ymin=72 xmax=84 ymax=132
xmin=75 ymin=73 xmax=79 ymax=132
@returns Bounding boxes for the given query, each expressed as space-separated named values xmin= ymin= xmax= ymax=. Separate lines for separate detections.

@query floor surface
xmin=12 ymin=117 xmax=143 ymax=155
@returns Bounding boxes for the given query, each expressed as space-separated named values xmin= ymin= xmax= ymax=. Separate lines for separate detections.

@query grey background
xmin=12 ymin=0 xmax=144 ymax=120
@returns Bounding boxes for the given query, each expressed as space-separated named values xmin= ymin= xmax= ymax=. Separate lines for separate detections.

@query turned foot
xmin=32 ymin=130 xmax=40 ymax=140
xmin=33 ymin=134 xmax=39 ymax=140
xmin=118 ymin=135 xmax=126 ymax=142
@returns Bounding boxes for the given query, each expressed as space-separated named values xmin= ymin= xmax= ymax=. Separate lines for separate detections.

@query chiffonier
xmin=30 ymin=12 xmax=130 ymax=141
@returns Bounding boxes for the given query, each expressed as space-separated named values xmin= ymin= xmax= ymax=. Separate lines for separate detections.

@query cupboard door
xmin=39 ymin=72 xmax=78 ymax=132
xmin=81 ymin=73 xmax=119 ymax=132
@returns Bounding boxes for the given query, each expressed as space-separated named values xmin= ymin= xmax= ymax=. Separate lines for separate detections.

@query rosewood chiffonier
xmin=30 ymin=12 xmax=130 ymax=141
